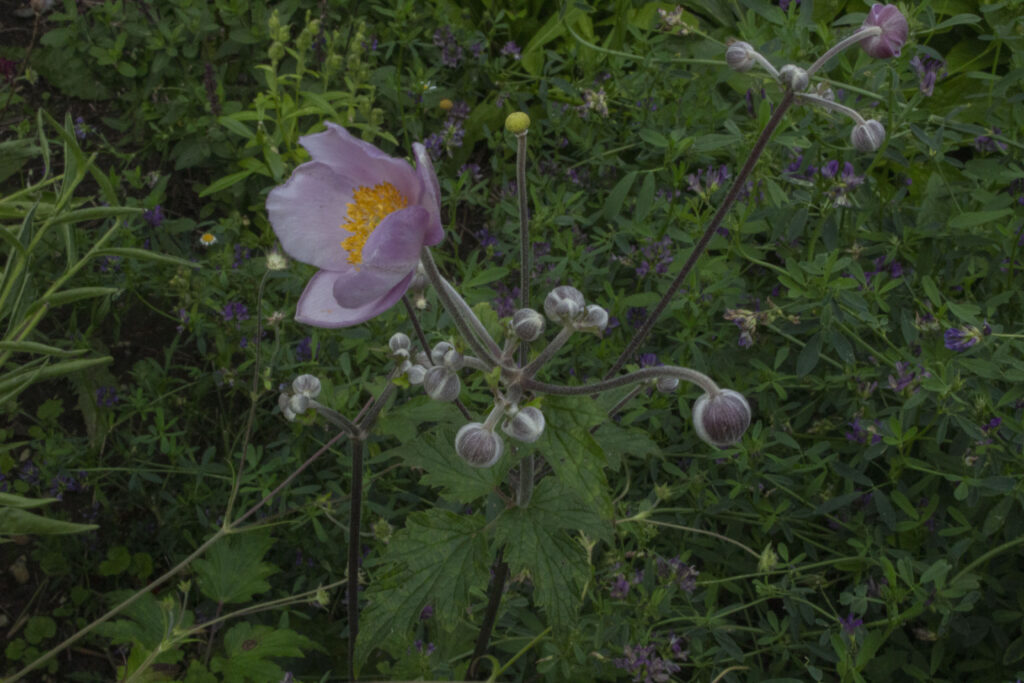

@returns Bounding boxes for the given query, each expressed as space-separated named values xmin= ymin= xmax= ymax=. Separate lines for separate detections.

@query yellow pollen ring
xmin=340 ymin=182 xmax=409 ymax=265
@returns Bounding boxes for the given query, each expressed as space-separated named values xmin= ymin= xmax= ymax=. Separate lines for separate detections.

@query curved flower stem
xmin=515 ymin=130 xmax=531 ymax=321
xmin=420 ymin=247 xmax=502 ymax=366
xmin=308 ymin=399 xmax=359 ymax=435
xmin=605 ymin=384 xmax=645 ymax=422
xmin=520 ymin=326 xmax=574 ymax=379
xmin=618 ymin=515 xmax=760 ymax=559
xmin=463 ymin=356 xmax=493 ymax=373
xmin=347 ymin=438 xmax=364 ymax=682
xmin=403 ymin=295 xmax=474 ymax=420
xmin=526 ymin=365 xmax=720 ymax=397
xmin=795 ymin=92 xmax=867 ymax=125
xmin=605 ymin=89 xmax=796 ymax=379
xmin=807 ymin=26 xmax=881 ymax=77
xmin=749 ymin=49 xmax=780 ymax=79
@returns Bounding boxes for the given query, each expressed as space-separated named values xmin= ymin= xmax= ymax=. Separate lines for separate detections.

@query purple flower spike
xmin=860 ymin=4 xmax=908 ymax=59
xmin=266 ymin=123 xmax=444 ymax=327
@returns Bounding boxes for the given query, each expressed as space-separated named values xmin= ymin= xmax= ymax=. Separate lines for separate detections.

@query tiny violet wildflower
xmin=655 ymin=556 xmax=699 ymax=593
xmin=95 ymin=386 xmax=120 ymax=407
xmin=840 ymin=613 xmax=864 ymax=636
xmin=613 ymin=644 xmax=681 ymax=683
xmin=73 ymin=116 xmax=88 ymax=140
xmin=296 ymin=335 xmax=315 ymax=362
xmin=143 ymin=205 xmax=165 ymax=228
xmin=500 ymin=41 xmax=521 ymax=59
xmin=610 ymin=574 xmax=631 ymax=599
xmin=199 ymin=232 xmax=217 ymax=247
xmin=222 ymin=301 xmax=250 ymax=324
xmin=433 ymin=26 xmax=463 ymax=67
xmin=419 ymin=604 xmax=434 ymax=620
xmin=578 ymin=88 xmax=609 ymax=118
xmin=687 ymin=165 xmax=730 ymax=196
xmin=821 ymin=161 xmax=864 ymax=206
xmin=779 ymin=0 xmax=801 ymax=10
xmin=974 ymin=128 xmax=1009 ymax=154
xmin=943 ymin=323 xmax=989 ymax=352
xmin=266 ymin=123 xmax=443 ymax=327
xmin=845 ymin=417 xmax=882 ymax=445
xmin=910 ymin=55 xmax=945 ymax=96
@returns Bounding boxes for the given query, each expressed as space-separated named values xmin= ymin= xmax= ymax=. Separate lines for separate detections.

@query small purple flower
xmin=613 ymin=644 xmax=681 ymax=683
xmin=656 ymin=556 xmax=699 ymax=593
xmin=296 ymin=335 xmax=314 ymax=362
xmin=974 ymin=128 xmax=1009 ymax=154
xmin=779 ymin=0 xmax=800 ymax=10
xmin=96 ymin=386 xmax=120 ymax=407
xmin=910 ymin=55 xmax=945 ymax=96
xmin=500 ymin=41 xmax=521 ymax=59
xmin=687 ymin=165 xmax=730 ymax=195
xmin=845 ymin=417 xmax=882 ymax=445
xmin=74 ymin=116 xmax=88 ymax=140
xmin=433 ymin=26 xmax=463 ymax=67
xmin=610 ymin=574 xmax=630 ymax=599
xmin=859 ymin=4 xmax=908 ymax=59
xmin=943 ymin=324 xmax=986 ymax=352
xmin=638 ymin=353 xmax=659 ymax=368
xmin=266 ymin=123 xmax=443 ymax=327
xmin=626 ymin=307 xmax=647 ymax=328
xmin=222 ymin=301 xmax=250 ymax=323
xmin=840 ymin=613 xmax=864 ymax=635
xmin=143 ymin=205 xmax=165 ymax=228
xmin=419 ymin=604 xmax=434 ymax=620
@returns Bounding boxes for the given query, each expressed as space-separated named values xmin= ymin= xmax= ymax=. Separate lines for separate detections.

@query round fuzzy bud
xmin=502 ymin=406 xmax=545 ymax=443
xmin=455 ymin=423 xmax=504 ymax=468
xmin=292 ymin=374 xmax=322 ymax=399
xmin=725 ymin=41 xmax=756 ymax=72
xmin=778 ymin=64 xmax=809 ymax=92
xmin=389 ymin=333 xmax=411 ymax=354
xmin=859 ymin=4 xmax=908 ymax=59
xmin=278 ymin=393 xmax=297 ymax=421
xmin=424 ymin=366 xmax=461 ymax=402
xmin=575 ymin=304 xmax=609 ymax=334
xmin=505 ymin=111 xmax=531 ymax=134
xmin=655 ymin=377 xmax=680 ymax=394
xmin=692 ymin=389 xmax=751 ymax=448
xmin=512 ymin=308 xmax=546 ymax=342
xmin=266 ymin=248 xmax=288 ymax=271
xmin=406 ymin=364 xmax=427 ymax=385
xmin=544 ymin=285 xmax=586 ymax=323
xmin=851 ymin=119 xmax=886 ymax=153
xmin=430 ymin=341 xmax=463 ymax=369
xmin=288 ymin=393 xmax=311 ymax=415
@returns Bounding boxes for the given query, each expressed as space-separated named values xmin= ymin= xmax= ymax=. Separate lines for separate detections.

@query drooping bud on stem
xmin=851 ymin=119 xmax=886 ymax=153
xmin=502 ymin=405 xmax=546 ymax=443
xmin=455 ymin=423 xmax=504 ymax=467
xmin=544 ymin=285 xmax=585 ymax=324
xmin=692 ymin=389 xmax=751 ymax=448
xmin=511 ymin=308 xmax=546 ymax=342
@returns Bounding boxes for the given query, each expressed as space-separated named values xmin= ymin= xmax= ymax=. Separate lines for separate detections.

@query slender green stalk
xmin=347 ymin=438 xmax=364 ymax=682
xmin=606 ymin=90 xmax=796 ymax=379
xmin=525 ymin=365 xmax=720 ymax=397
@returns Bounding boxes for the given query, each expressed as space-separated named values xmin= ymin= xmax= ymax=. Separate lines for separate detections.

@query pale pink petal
xmin=296 ymin=270 xmax=415 ymax=328
xmin=331 ymin=206 xmax=429 ymax=308
xmin=266 ymin=161 xmax=356 ymax=273
xmin=300 ymin=123 xmax=422 ymax=205
xmin=413 ymin=142 xmax=444 ymax=246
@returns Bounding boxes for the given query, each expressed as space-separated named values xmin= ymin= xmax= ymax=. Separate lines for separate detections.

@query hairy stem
xmin=605 ymin=89 xmax=796 ymax=379
xmin=468 ymin=547 xmax=509 ymax=680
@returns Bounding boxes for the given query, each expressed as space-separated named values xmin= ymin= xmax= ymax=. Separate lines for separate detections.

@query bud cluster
xmin=278 ymin=374 xmax=322 ymax=422
xmin=543 ymin=285 xmax=608 ymax=334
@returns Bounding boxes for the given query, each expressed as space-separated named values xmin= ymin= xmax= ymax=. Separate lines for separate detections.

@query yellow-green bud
xmin=505 ymin=111 xmax=530 ymax=134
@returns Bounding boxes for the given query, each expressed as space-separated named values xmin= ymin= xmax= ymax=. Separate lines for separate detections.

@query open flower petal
xmin=296 ymin=270 xmax=415 ymax=328
xmin=267 ymin=123 xmax=445 ymax=328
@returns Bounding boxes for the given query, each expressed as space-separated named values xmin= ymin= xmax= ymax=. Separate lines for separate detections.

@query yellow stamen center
xmin=340 ymin=183 xmax=408 ymax=266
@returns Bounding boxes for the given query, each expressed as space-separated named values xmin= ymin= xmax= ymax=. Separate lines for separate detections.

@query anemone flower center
xmin=340 ymin=182 xmax=409 ymax=265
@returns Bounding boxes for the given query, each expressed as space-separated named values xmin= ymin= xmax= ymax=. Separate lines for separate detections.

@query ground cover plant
xmin=1 ymin=0 xmax=1023 ymax=681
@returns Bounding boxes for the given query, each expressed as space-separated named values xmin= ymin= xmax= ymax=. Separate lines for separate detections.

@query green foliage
xmin=193 ymin=531 xmax=278 ymax=604
xmin=209 ymin=622 xmax=319 ymax=682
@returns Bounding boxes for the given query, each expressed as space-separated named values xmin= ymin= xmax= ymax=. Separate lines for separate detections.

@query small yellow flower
xmin=439 ymin=98 xmax=454 ymax=111
xmin=199 ymin=232 xmax=217 ymax=247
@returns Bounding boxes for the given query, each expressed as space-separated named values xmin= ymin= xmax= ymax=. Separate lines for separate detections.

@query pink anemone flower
xmin=267 ymin=123 xmax=443 ymax=327
xmin=859 ymin=4 xmax=908 ymax=59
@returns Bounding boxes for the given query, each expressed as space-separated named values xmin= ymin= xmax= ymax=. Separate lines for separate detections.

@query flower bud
xmin=725 ymin=41 xmax=756 ymax=72
xmin=505 ymin=112 xmax=531 ymax=134
xmin=778 ymin=64 xmax=809 ymax=92
xmin=859 ymin=4 xmax=908 ymax=59
xmin=455 ymin=423 xmax=504 ymax=468
xmin=692 ymin=389 xmax=751 ymax=448
xmin=288 ymin=393 xmax=311 ymax=415
xmin=574 ymin=304 xmax=609 ymax=334
xmin=511 ymin=308 xmax=546 ymax=342
xmin=266 ymin=248 xmax=288 ymax=271
xmin=430 ymin=341 xmax=463 ymax=369
xmin=544 ymin=285 xmax=585 ymax=323
xmin=424 ymin=366 xmax=461 ymax=402
xmin=406 ymin=364 xmax=427 ymax=385
xmin=278 ymin=393 xmax=297 ymax=421
xmin=851 ymin=119 xmax=886 ymax=153
xmin=389 ymin=333 xmax=411 ymax=354
xmin=292 ymin=374 xmax=322 ymax=398
xmin=502 ymin=406 xmax=545 ymax=443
